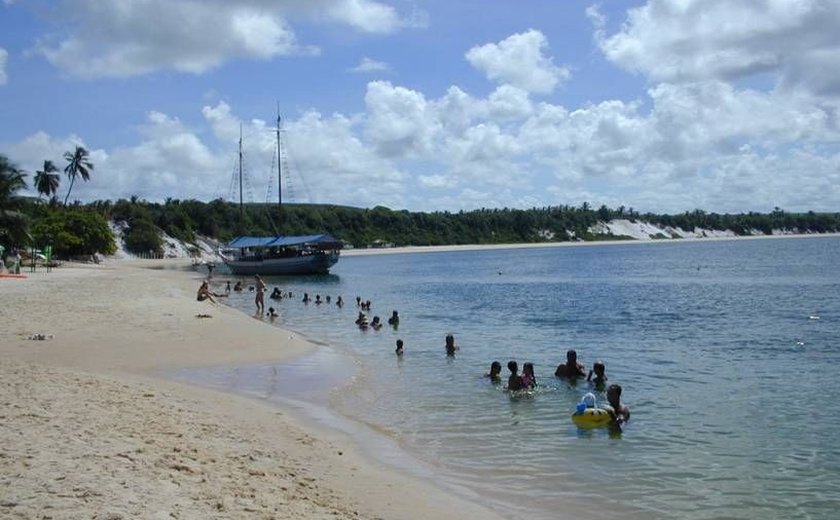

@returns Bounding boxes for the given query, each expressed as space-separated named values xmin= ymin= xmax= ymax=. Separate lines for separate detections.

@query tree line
xmin=2 ymin=152 xmax=840 ymax=258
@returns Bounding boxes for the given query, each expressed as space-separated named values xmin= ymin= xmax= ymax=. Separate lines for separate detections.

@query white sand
xmin=0 ymin=260 xmax=506 ymax=520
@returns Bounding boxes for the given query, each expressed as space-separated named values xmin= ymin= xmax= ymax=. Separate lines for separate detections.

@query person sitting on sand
xmin=395 ymin=339 xmax=404 ymax=356
xmin=587 ymin=360 xmax=608 ymax=390
xmin=267 ymin=307 xmax=278 ymax=320
xmin=521 ymin=362 xmax=536 ymax=389
xmin=196 ymin=281 xmax=217 ymax=303
xmin=605 ymin=384 xmax=630 ymax=424
xmin=445 ymin=334 xmax=458 ymax=357
xmin=554 ymin=349 xmax=586 ymax=379
xmin=388 ymin=310 xmax=400 ymax=327
xmin=370 ymin=316 xmax=383 ymax=330
xmin=486 ymin=361 xmax=502 ymax=383
xmin=506 ymin=360 xmax=524 ymax=391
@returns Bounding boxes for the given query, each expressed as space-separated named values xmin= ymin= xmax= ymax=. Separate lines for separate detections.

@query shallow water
xmin=180 ymin=237 xmax=840 ymax=520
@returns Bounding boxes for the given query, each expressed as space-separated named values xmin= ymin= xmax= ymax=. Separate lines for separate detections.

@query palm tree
xmin=63 ymin=145 xmax=94 ymax=205
xmin=0 ymin=154 xmax=29 ymax=248
xmin=34 ymin=160 xmax=60 ymax=200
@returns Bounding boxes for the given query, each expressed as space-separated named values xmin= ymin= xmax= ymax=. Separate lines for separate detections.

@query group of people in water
xmin=484 ymin=347 xmax=630 ymax=425
xmin=199 ymin=276 xmax=629 ymax=428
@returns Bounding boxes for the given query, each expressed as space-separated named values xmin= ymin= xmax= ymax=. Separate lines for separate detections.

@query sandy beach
xmin=0 ymin=260 xmax=506 ymax=520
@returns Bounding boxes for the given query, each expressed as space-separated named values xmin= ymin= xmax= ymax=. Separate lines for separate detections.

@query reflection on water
xmin=203 ymin=237 xmax=840 ymax=520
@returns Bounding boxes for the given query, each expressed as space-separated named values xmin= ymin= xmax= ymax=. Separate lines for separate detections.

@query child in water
xmin=486 ymin=361 xmax=502 ymax=383
xmin=587 ymin=360 xmax=607 ymax=389
xmin=445 ymin=334 xmax=458 ymax=356
xmin=521 ymin=362 xmax=536 ymax=389
xmin=506 ymin=360 xmax=523 ymax=391
xmin=395 ymin=339 xmax=404 ymax=356
xmin=605 ymin=384 xmax=630 ymax=424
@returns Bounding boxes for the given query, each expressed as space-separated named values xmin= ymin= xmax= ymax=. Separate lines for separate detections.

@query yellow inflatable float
xmin=571 ymin=407 xmax=613 ymax=428
xmin=571 ymin=392 xmax=614 ymax=428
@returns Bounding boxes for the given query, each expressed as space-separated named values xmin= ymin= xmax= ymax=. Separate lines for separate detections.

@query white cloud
xmin=486 ymin=85 xmax=533 ymax=121
xmin=0 ymin=48 xmax=7 ymax=85
xmin=325 ymin=0 xmax=403 ymax=34
xmin=597 ymin=0 xmax=840 ymax=96
xmin=35 ymin=1 xmax=305 ymax=78
xmin=466 ymin=29 xmax=570 ymax=94
xmin=349 ymin=57 xmax=390 ymax=73
xmin=30 ymin=0 xmax=417 ymax=79
xmin=364 ymin=80 xmax=440 ymax=157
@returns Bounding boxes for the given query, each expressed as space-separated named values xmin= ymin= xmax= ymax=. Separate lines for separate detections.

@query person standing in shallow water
xmin=254 ymin=274 xmax=267 ymax=314
xmin=554 ymin=349 xmax=586 ymax=379
xmin=521 ymin=362 xmax=536 ymax=389
xmin=445 ymin=334 xmax=458 ymax=357
xmin=506 ymin=360 xmax=523 ymax=391
xmin=606 ymin=384 xmax=630 ymax=424
xmin=486 ymin=361 xmax=502 ymax=383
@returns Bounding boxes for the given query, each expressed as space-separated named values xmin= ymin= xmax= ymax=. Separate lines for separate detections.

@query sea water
xmin=174 ymin=236 xmax=840 ymax=520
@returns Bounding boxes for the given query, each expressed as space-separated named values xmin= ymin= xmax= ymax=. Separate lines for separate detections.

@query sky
xmin=1 ymin=0 xmax=839 ymax=214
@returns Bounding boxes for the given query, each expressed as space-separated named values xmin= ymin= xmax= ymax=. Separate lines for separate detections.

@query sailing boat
xmin=220 ymin=114 xmax=342 ymax=275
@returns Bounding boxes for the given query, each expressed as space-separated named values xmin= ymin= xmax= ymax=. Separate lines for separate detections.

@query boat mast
xmin=276 ymin=106 xmax=283 ymax=230
xmin=238 ymin=123 xmax=244 ymax=222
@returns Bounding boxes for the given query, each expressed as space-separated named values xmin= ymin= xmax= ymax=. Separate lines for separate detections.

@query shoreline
xmin=0 ymin=260 xmax=509 ymax=520
xmin=342 ymin=231 xmax=840 ymax=257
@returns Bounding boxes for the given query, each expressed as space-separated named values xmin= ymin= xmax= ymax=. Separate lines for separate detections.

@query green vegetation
xmin=3 ymin=153 xmax=840 ymax=259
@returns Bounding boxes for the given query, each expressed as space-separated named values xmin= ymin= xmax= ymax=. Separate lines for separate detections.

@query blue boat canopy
xmin=226 ymin=234 xmax=342 ymax=249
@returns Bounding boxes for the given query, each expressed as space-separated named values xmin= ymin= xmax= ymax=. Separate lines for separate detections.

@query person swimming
xmin=555 ymin=349 xmax=586 ymax=379
xmin=486 ymin=361 xmax=502 ymax=383
xmin=388 ymin=310 xmax=400 ymax=327
xmin=267 ymin=307 xmax=278 ymax=320
xmin=270 ymin=287 xmax=282 ymax=300
xmin=395 ymin=339 xmax=404 ymax=356
xmin=233 ymin=281 xmax=243 ymax=292
xmin=336 ymin=295 xmax=344 ymax=307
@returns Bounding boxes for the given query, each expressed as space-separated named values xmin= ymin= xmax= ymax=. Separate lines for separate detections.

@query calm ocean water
xmin=174 ymin=236 xmax=840 ymax=520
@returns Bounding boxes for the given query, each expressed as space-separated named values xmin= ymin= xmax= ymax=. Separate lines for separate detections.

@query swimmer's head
xmin=593 ymin=361 xmax=605 ymax=376
xmin=582 ymin=392 xmax=596 ymax=408
xmin=523 ymin=362 xmax=534 ymax=375
xmin=490 ymin=361 xmax=502 ymax=375
xmin=507 ymin=360 xmax=518 ymax=374
xmin=566 ymin=349 xmax=577 ymax=362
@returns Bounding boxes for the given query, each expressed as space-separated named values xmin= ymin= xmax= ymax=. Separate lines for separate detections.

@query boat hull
xmin=223 ymin=252 xmax=339 ymax=275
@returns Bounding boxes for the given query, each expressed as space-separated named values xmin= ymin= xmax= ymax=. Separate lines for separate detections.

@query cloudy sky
xmin=1 ymin=0 xmax=839 ymax=214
